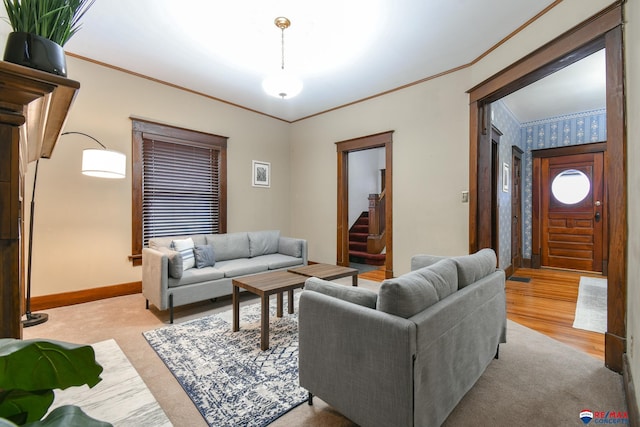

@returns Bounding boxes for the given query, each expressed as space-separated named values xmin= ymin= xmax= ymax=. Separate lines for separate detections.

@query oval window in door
xmin=551 ymin=169 xmax=591 ymax=205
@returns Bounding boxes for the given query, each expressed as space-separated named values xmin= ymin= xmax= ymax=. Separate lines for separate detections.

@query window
xmin=130 ymin=119 xmax=227 ymax=265
xmin=551 ymin=169 xmax=591 ymax=205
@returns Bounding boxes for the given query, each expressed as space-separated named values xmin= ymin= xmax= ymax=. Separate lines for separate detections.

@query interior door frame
xmin=531 ymin=143 xmax=608 ymax=272
xmin=336 ymin=131 xmax=394 ymax=279
xmin=511 ymin=146 xmax=523 ymax=271
xmin=467 ymin=4 xmax=626 ymax=372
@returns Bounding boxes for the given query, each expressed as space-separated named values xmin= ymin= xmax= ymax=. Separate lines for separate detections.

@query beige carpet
xmin=23 ymin=277 xmax=626 ymax=426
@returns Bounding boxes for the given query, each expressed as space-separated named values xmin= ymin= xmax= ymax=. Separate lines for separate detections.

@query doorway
xmin=336 ymin=131 xmax=394 ymax=279
xmin=533 ymin=146 xmax=606 ymax=273
xmin=467 ymin=5 xmax=625 ymax=371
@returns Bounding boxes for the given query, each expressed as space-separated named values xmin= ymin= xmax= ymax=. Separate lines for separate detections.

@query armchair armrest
xmin=142 ymin=247 xmax=169 ymax=310
xmin=298 ymin=290 xmax=416 ymax=427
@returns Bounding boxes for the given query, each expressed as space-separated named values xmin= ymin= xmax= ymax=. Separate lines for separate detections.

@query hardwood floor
xmin=507 ymin=267 xmax=604 ymax=360
xmin=359 ymin=265 xmax=605 ymax=361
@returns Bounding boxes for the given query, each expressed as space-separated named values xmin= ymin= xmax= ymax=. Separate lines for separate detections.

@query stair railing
xmin=367 ymin=190 xmax=386 ymax=253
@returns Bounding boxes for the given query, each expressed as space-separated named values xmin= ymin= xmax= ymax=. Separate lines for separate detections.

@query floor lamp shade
xmin=82 ymin=148 xmax=126 ymax=179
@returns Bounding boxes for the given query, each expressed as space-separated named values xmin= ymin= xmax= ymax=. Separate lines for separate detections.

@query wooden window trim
xmin=129 ymin=118 xmax=227 ymax=265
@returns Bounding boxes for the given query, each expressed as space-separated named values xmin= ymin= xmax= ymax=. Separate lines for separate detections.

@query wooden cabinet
xmin=0 ymin=61 xmax=79 ymax=338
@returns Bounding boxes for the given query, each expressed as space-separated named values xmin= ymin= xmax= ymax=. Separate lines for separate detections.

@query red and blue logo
xmin=581 ymin=410 xmax=594 ymax=424
xmin=580 ymin=409 xmax=629 ymax=424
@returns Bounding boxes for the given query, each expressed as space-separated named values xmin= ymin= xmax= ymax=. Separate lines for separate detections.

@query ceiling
xmin=501 ymin=49 xmax=606 ymax=123
xmin=1 ymin=1 xmax=605 ymax=123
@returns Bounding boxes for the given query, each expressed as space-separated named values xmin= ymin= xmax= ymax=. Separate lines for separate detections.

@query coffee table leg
xmin=261 ymin=296 xmax=269 ymax=350
xmin=288 ymin=290 xmax=294 ymax=314
xmin=352 ymin=274 xmax=358 ymax=286
xmin=232 ymin=284 xmax=239 ymax=332
xmin=277 ymin=292 xmax=283 ymax=317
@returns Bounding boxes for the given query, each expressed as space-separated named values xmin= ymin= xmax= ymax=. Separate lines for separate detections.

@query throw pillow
xmin=193 ymin=245 xmax=215 ymax=268
xmin=171 ymin=237 xmax=195 ymax=270
xmin=157 ymin=247 xmax=183 ymax=279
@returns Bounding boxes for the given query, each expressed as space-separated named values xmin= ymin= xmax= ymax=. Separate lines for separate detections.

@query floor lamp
xmin=23 ymin=131 xmax=126 ymax=327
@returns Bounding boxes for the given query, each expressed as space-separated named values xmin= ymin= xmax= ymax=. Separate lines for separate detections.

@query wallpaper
xmin=491 ymin=100 xmax=607 ymax=269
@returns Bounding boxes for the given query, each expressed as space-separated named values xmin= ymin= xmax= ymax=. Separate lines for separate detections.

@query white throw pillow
xmin=172 ymin=238 xmax=195 ymax=270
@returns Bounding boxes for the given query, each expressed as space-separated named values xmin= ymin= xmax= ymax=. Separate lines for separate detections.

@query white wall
xmin=348 ymin=147 xmax=384 ymax=227
xmin=22 ymin=56 xmax=291 ymax=297
xmin=624 ymin=0 xmax=640 ymax=406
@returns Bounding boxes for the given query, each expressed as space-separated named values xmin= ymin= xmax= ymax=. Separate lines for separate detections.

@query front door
xmin=540 ymin=152 xmax=604 ymax=272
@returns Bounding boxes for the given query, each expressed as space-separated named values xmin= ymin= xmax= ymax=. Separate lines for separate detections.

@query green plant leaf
xmin=0 ymin=389 xmax=53 ymax=425
xmin=2 ymin=0 xmax=95 ymax=46
xmin=23 ymin=405 xmax=112 ymax=427
xmin=0 ymin=339 xmax=103 ymax=391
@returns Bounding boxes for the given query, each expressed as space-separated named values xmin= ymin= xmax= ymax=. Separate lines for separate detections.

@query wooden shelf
xmin=0 ymin=60 xmax=80 ymax=338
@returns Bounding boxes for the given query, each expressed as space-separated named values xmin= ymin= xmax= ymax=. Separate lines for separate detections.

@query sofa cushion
xmin=193 ymin=244 xmax=215 ymax=268
xmin=452 ymin=248 xmax=497 ymax=289
xmin=171 ymin=238 xmax=195 ymax=270
xmin=278 ymin=237 xmax=303 ymax=258
xmin=206 ymin=232 xmax=250 ymax=261
xmin=377 ymin=271 xmax=439 ymax=318
xmin=414 ymin=259 xmax=458 ymax=300
xmin=255 ymin=253 xmax=304 ymax=269
xmin=168 ymin=266 xmax=225 ymax=288
xmin=157 ymin=247 xmax=183 ymax=279
xmin=305 ymin=277 xmax=378 ymax=309
xmin=214 ymin=258 xmax=269 ymax=278
xmin=248 ymin=230 xmax=280 ymax=257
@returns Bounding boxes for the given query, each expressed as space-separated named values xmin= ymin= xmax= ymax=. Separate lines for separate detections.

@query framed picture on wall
xmin=252 ymin=160 xmax=270 ymax=188
xmin=502 ymin=162 xmax=510 ymax=193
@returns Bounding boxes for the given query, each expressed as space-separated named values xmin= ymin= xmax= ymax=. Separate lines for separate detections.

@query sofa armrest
xmin=299 ymin=290 xmax=416 ymax=427
xmin=142 ymin=247 xmax=169 ymax=310
xmin=278 ymin=236 xmax=308 ymax=265
xmin=304 ymin=277 xmax=377 ymax=308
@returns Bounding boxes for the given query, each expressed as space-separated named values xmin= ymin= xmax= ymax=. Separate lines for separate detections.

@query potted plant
xmin=2 ymin=0 xmax=96 ymax=76
xmin=0 ymin=338 xmax=111 ymax=426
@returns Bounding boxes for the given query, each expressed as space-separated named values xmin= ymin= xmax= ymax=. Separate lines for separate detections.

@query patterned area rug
xmin=143 ymin=294 xmax=306 ymax=427
xmin=573 ymin=276 xmax=607 ymax=333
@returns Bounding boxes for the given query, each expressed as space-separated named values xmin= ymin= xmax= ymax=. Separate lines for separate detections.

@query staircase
xmin=348 ymin=212 xmax=386 ymax=266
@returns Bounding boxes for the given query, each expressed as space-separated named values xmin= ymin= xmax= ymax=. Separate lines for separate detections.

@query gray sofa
xmin=298 ymin=248 xmax=506 ymax=427
xmin=142 ymin=230 xmax=307 ymax=323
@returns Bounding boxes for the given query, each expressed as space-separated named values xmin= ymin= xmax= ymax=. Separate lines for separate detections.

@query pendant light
xmin=262 ymin=17 xmax=303 ymax=99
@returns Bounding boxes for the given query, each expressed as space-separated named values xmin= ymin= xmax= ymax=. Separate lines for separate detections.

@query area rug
xmin=573 ymin=276 xmax=607 ymax=333
xmin=143 ymin=294 xmax=307 ymax=427
xmin=51 ymin=339 xmax=171 ymax=426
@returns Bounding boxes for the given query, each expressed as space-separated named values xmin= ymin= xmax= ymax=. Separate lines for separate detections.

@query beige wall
xmin=624 ymin=0 xmax=640 ymax=406
xmin=21 ymin=56 xmax=291 ymax=297
xmin=290 ymin=0 xmax=617 ymax=275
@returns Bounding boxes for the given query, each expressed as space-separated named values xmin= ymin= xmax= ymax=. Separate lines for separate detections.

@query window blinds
xmin=142 ymin=138 xmax=220 ymax=246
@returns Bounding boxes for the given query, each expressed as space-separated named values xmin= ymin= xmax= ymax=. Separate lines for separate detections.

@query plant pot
xmin=3 ymin=32 xmax=67 ymax=77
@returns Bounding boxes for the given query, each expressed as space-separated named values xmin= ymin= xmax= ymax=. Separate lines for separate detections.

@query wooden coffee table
xmin=288 ymin=263 xmax=359 ymax=286
xmin=232 ymin=270 xmax=307 ymax=350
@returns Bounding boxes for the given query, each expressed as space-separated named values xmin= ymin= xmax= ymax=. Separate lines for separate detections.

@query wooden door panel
xmin=541 ymin=152 xmax=603 ymax=272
